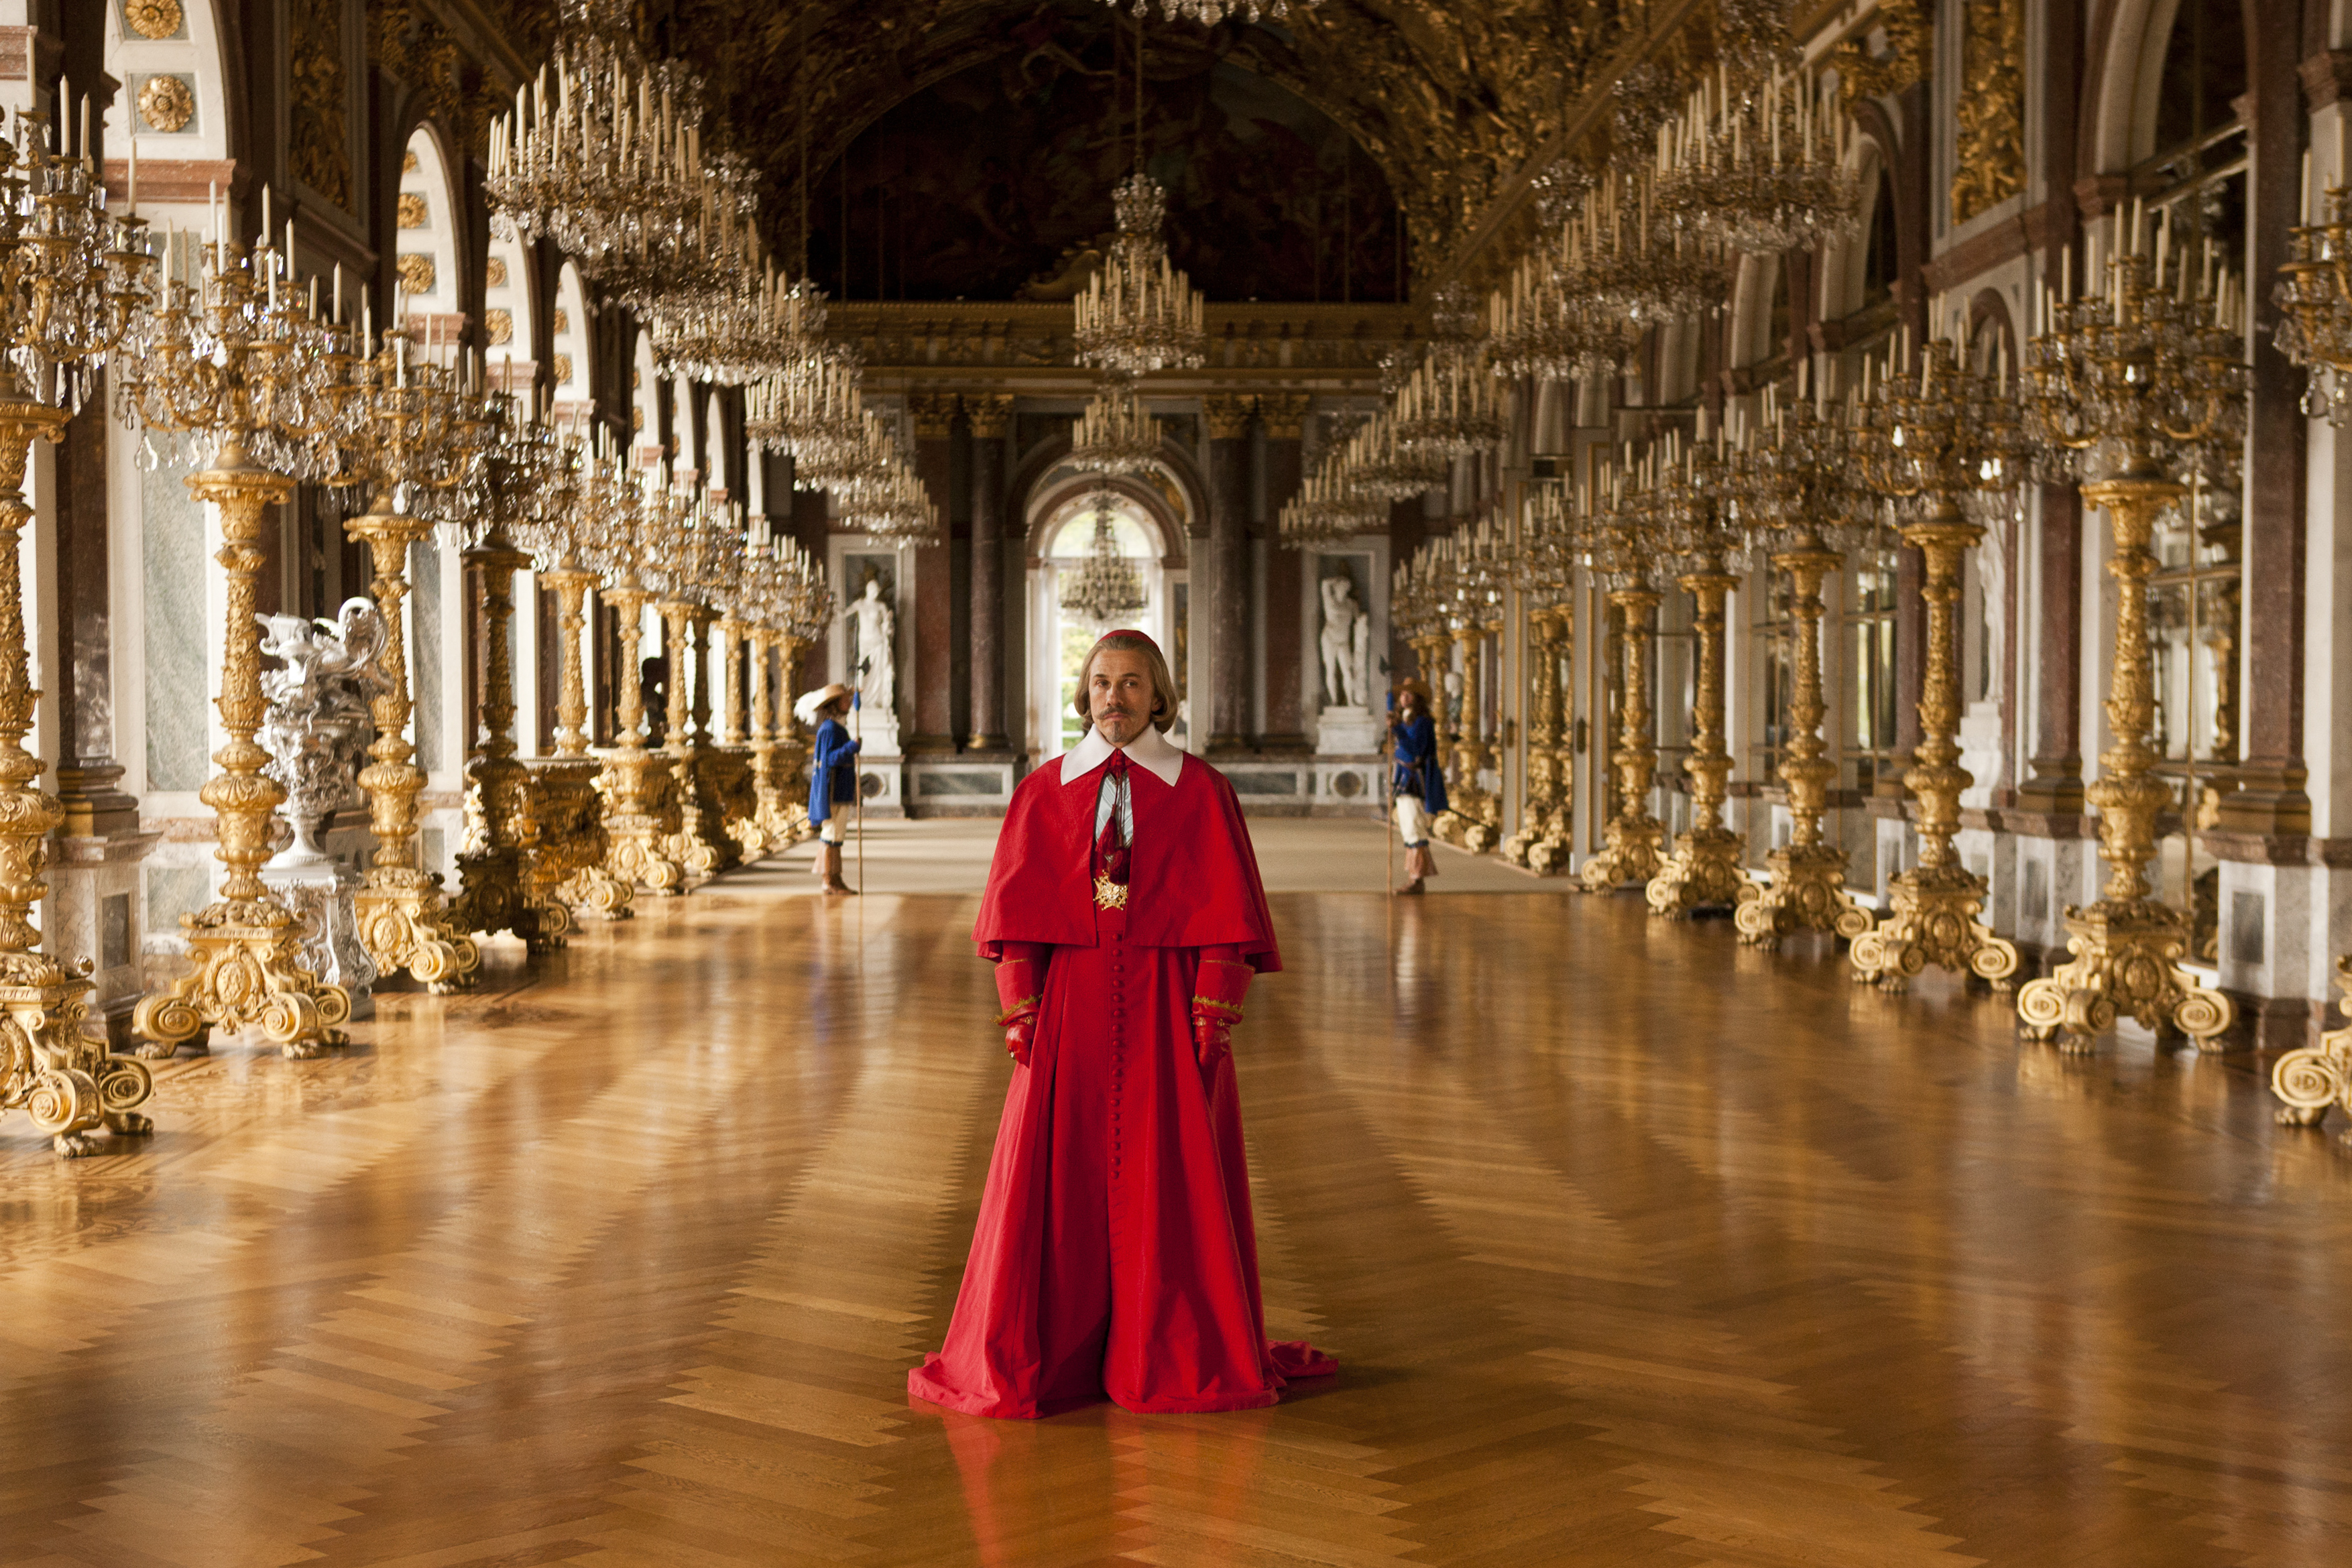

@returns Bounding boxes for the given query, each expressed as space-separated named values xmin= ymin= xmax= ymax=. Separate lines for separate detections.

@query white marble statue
xmin=1318 ymin=574 xmax=1373 ymax=710
xmin=841 ymin=575 xmax=898 ymax=716
xmin=258 ymin=599 xmax=392 ymax=1001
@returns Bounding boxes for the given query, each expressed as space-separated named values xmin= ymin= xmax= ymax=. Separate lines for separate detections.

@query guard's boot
xmin=821 ymin=843 xmax=857 ymax=896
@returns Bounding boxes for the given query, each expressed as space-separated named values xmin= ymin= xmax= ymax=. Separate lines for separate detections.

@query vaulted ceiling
xmin=643 ymin=0 xmax=1647 ymax=281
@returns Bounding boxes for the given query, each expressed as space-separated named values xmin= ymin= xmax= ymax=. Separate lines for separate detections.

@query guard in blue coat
xmin=796 ymin=683 xmax=861 ymax=894
xmin=1389 ymin=679 xmax=1446 ymax=895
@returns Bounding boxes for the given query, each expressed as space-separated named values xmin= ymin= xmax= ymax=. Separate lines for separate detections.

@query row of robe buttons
xmin=1110 ymin=926 xmax=1124 ymax=1177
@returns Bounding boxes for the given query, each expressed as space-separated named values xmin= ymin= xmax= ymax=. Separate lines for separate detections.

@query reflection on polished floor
xmin=4 ymin=825 xmax=2351 ymax=1567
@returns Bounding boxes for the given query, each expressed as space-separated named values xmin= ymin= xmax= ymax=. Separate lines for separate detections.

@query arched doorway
xmin=1026 ymin=485 xmax=1183 ymax=758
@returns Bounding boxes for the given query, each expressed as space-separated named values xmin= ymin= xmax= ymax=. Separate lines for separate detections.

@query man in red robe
xmin=908 ymin=629 xmax=1336 ymax=1417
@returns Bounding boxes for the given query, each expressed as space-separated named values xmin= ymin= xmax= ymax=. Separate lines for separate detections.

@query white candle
xmin=127 ymin=137 xmax=137 ymax=213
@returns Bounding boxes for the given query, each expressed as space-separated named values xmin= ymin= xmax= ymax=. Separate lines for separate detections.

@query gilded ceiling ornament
xmin=1092 ymin=0 xmax=1315 ymax=19
xmin=396 ymin=253 xmax=437 ymax=295
xmin=137 ymin=74 xmax=196 ymax=133
xmin=403 ymin=149 xmax=421 ymax=174
xmin=485 ymin=309 xmax=515 ymax=345
xmin=1950 ymin=0 xmax=2025 ymax=224
xmin=292 ymin=0 xmax=354 ymax=208
xmin=126 ymin=0 xmax=184 ymax=40
xmin=1832 ymin=0 xmax=1931 ymax=101
xmin=486 ymin=257 xmax=510 ymax=288
xmin=555 ymin=353 xmax=576 ymax=385
xmin=398 ymin=193 xmax=430 ymax=229
xmin=553 ymin=308 xmax=571 ymax=335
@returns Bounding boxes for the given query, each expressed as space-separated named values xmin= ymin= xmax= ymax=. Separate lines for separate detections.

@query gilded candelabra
xmin=1646 ymin=430 xmax=1749 ymax=918
xmin=648 ymin=491 xmax=741 ymax=881
xmin=331 ymin=339 xmax=482 ymax=993
xmin=1844 ymin=335 xmax=2021 ymax=993
xmin=443 ymin=391 xmax=575 ymax=953
xmin=748 ymin=534 xmax=828 ymax=846
xmin=582 ymin=461 xmax=686 ymax=894
xmin=1431 ymin=521 xmax=1503 ymax=853
xmin=0 ymin=113 xmax=160 ymax=1146
xmin=1503 ymin=485 xmax=1574 ymax=873
xmin=1733 ymin=377 xmax=1877 ymax=949
xmin=1578 ymin=458 xmax=1667 ymax=894
xmin=2015 ymin=221 xmax=2243 ymax=1051
xmin=120 ymin=209 xmax=357 ymax=1057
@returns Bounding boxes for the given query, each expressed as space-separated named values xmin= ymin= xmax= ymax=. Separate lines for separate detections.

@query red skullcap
xmin=1097 ymin=628 xmax=1161 ymax=652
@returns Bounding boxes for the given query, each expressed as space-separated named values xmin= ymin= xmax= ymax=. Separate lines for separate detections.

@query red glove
xmin=994 ymin=945 xmax=1047 ymax=1067
xmin=1191 ymin=949 xmax=1252 ymax=1071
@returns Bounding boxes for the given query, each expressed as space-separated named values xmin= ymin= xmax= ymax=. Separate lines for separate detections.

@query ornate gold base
xmin=1578 ymin=815 xmax=1665 ymax=893
xmin=452 ymin=845 xmax=573 ymax=955
xmin=599 ymin=747 xmax=685 ymax=896
xmin=134 ymin=899 xmax=353 ymax=1058
xmin=2016 ymin=900 xmax=2235 ymax=1053
xmin=1645 ymin=827 xmax=1747 ymax=918
xmin=1848 ymin=865 xmax=2019 ymax=993
xmin=524 ymin=760 xmax=636 ymax=921
xmin=1525 ymin=832 xmax=1572 ymax=876
xmin=1734 ymin=844 xmax=1876 ymax=949
xmin=664 ymin=744 xmax=740 ymax=882
xmin=355 ymin=878 xmax=483 ymax=996
xmin=3 ymin=961 xmax=155 ymax=1156
xmin=2273 ymin=958 xmax=2352 ymax=1134
xmin=1435 ymin=808 xmax=1499 ymax=855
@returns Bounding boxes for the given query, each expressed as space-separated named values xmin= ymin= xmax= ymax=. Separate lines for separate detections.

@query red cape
xmin=973 ymin=749 xmax=1281 ymax=971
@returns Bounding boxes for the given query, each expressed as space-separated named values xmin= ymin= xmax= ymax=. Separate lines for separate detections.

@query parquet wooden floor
xmin=5 ymin=853 xmax=2351 ymax=1566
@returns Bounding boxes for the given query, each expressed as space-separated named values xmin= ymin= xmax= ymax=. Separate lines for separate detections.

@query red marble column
xmin=908 ymin=391 xmax=959 ymax=754
xmin=1257 ymin=393 xmax=1311 ymax=750
xmin=1206 ymin=394 xmax=1255 ymax=755
xmin=966 ymin=394 xmax=1013 ymax=751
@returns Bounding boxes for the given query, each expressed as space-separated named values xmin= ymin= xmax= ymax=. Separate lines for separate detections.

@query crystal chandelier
xmin=1654 ymin=65 xmax=1858 ymax=255
xmin=1070 ymin=376 xmax=1164 ymax=475
xmin=1075 ymin=172 xmax=1207 ymax=375
xmin=1338 ymin=408 xmax=1449 ymax=500
xmin=839 ymin=462 xmax=941 ymax=544
xmin=747 ymin=342 xmax=871 ymax=485
xmin=651 ymin=259 xmax=825 ymax=385
xmin=1393 ymin=353 xmax=1504 ymax=460
xmin=1278 ymin=464 xmax=1383 ymax=547
xmin=1092 ymin=1 xmax=1317 ymax=23
xmin=1488 ymin=235 xmax=1634 ymax=381
xmin=484 ymin=1 xmax=705 ymax=291
xmin=1059 ymin=492 xmax=1148 ymax=624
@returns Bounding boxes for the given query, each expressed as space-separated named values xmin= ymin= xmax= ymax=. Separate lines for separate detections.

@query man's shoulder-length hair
xmin=1073 ymin=630 xmax=1181 ymax=734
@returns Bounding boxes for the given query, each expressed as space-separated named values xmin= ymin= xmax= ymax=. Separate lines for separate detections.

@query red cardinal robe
xmin=907 ymin=740 xmax=1336 ymax=1417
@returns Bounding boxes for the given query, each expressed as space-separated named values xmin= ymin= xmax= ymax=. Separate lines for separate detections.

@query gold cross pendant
xmin=1093 ymin=875 xmax=1129 ymax=910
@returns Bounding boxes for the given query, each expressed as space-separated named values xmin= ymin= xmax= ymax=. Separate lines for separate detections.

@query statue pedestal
xmin=1315 ymin=706 xmax=1383 ymax=756
xmin=261 ymin=845 xmax=375 ymax=1020
xmin=854 ymin=712 xmax=906 ymax=819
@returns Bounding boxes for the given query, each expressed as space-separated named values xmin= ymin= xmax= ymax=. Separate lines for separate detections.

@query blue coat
xmin=809 ymin=717 xmax=860 ymax=824
xmin=1391 ymin=713 xmax=1447 ymax=815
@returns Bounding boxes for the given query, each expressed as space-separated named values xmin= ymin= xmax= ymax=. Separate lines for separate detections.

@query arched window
xmin=1031 ymin=489 xmax=1173 ymax=755
xmin=1861 ymin=172 xmax=1898 ymax=314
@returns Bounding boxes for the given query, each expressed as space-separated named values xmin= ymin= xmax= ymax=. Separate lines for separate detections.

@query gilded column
xmin=135 ymin=445 xmax=353 ymax=1056
xmin=1734 ymin=546 xmax=1875 ymax=947
xmin=1578 ymin=586 xmax=1666 ymax=892
xmin=345 ymin=505 xmax=483 ymax=993
xmin=451 ymin=532 xmax=569 ymax=953
xmin=599 ymin=583 xmax=686 ymax=895
xmin=1647 ymin=567 xmax=1747 ymax=916
xmin=1848 ymin=507 xmax=2019 ymax=992
xmin=539 ymin=563 xmax=634 ymax=919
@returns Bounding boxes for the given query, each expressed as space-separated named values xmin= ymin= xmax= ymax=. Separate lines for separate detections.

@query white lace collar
xmin=1059 ymin=722 xmax=1185 ymax=788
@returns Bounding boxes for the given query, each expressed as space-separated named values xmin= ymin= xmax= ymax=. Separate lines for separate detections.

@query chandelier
xmin=1489 ymin=236 xmax=1633 ymax=381
xmin=2 ymin=116 xmax=153 ymax=411
xmin=1339 ymin=408 xmax=1449 ymax=500
xmin=747 ymin=342 xmax=871 ymax=484
xmin=651 ymin=258 xmax=825 ymax=385
xmin=484 ymin=0 xmax=730 ymax=310
xmin=1070 ymin=376 xmax=1164 ymax=475
xmin=1075 ymin=173 xmax=1207 ymax=375
xmin=1059 ymin=493 xmax=1148 ymax=624
xmin=1092 ymin=1 xmax=1317 ymax=22
xmin=1278 ymin=465 xmax=1383 ymax=547
xmin=1393 ymin=353 xmax=1504 ymax=460
xmin=1654 ymin=65 xmax=1859 ymax=255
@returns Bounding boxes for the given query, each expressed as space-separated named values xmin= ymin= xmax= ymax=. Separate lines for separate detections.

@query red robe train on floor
xmin=907 ymin=743 xmax=1336 ymax=1417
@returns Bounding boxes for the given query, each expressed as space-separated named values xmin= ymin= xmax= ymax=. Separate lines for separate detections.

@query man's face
xmin=1089 ymin=648 xmax=1155 ymax=747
